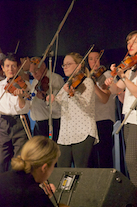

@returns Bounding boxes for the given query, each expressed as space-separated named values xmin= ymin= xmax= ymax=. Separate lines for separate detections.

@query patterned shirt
xmin=55 ymin=78 xmax=99 ymax=145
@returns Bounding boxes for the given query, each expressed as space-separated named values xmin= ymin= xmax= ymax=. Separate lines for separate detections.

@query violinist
xmin=29 ymin=57 xmax=64 ymax=142
xmin=105 ymin=30 xmax=137 ymax=187
xmin=0 ymin=136 xmax=63 ymax=207
xmin=0 ymin=53 xmax=30 ymax=173
xmin=88 ymin=47 xmax=115 ymax=168
xmin=47 ymin=52 xmax=99 ymax=168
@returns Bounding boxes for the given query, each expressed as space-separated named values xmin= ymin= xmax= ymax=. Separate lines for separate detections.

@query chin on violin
xmin=4 ymin=75 xmax=31 ymax=100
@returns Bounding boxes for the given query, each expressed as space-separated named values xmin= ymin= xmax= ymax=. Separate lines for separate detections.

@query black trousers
xmin=57 ymin=135 xmax=95 ymax=168
xmin=33 ymin=118 xmax=60 ymax=143
xmin=0 ymin=115 xmax=28 ymax=173
xmin=90 ymin=120 xmax=114 ymax=168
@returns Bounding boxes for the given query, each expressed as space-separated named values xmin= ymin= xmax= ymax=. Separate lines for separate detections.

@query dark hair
xmin=1 ymin=53 xmax=21 ymax=67
xmin=87 ymin=46 xmax=108 ymax=69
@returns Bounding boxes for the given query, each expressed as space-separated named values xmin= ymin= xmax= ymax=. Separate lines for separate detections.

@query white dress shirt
xmin=0 ymin=78 xmax=30 ymax=115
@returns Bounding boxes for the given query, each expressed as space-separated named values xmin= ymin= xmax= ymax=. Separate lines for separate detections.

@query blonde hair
xmin=126 ymin=30 xmax=137 ymax=43
xmin=66 ymin=52 xmax=89 ymax=77
xmin=11 ymin=136 xmax=60 ymax=174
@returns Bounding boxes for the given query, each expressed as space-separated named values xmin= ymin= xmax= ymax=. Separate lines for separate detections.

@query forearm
xmin=95 ymin=84 xmax=110 ymax=104
xmin=121 ymin=76 xmax=137 ymax=97
xmin=109 ymin=81 xmax=124 ymax=95
xmin=18 ymin=97 xmax=25 ymax=108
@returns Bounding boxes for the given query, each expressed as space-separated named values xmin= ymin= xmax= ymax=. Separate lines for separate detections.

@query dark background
xmin=0 ymin=0 xmax=137 ymax=74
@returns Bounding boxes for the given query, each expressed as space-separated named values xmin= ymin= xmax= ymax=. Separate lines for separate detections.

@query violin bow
xmin=14 ymin=40 xmax=20 ymax=54
xmin=54 ymin=44 xmax=95 ymax=99
xmin=38 ymin=0 xmax=76 ymax=69
xmin=67 ymin=44 xmax=95 ymax=82
xmin=112 ymin=35 xmax=137 ymax=81
xmin=42 ymin=180 xmax=59 ymax=207
xmin=112 ymin=36 xmax=137 ymax=81
xmin=20 ymin=115 xmax=32 ymax=140
xmin=0 ymin=59 xmax=27 ymax=100
xmin=89 ymin=49 xmax=104 ymax=76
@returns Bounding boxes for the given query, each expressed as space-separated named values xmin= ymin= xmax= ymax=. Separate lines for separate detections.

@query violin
xmin=4 ymin=75 xmax=31 ymax=99
xmin=35 ymin=76 xmax=49 ymax=100
xmin=91 ymin=65 xmax=106 ymax=82
xmin=30 ymin=58 xmax=49 ymax=100
xmin=68 ymin=71 xmax=86 ymax=97
xmin=0 ymin=59 xmax=28 ymax=100
xmin=4 ymin=75 xmax=27 ymax=93
xmin=35 ymin=76 xmax=49 ymax=93
xmin=111 ymin=54 xmax=137 ymax=77
xmin=66 ymin=45 xmax=95 ymax=97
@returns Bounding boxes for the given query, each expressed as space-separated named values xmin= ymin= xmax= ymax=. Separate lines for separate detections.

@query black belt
xmin=0 ymin=114 xmax=20 ymax=119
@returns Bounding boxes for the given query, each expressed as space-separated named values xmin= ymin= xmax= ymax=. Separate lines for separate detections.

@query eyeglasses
xmin=61 ymin=63 xmax=76 ymax=69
